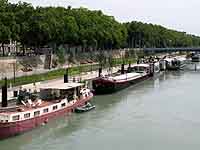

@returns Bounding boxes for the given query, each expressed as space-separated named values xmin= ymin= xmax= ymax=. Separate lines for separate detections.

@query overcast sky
xmin=9 ymin=0 xmax=200 ymax=36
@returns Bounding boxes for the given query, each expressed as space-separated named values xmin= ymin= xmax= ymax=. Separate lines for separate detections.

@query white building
xmin=0 ymin=40 xmax=19 ymax=56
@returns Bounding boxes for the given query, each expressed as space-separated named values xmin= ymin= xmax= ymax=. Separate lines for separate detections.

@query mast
xmin=98 ymin=50 xmax=103 ymax=77
xmin=121 ymin=51 xmax=125 ymax=74
xmin=108 ymin=50 xmax=113 ymax=76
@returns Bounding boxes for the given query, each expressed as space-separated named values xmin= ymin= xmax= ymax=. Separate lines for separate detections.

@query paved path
xmin=0 ymin=53 xmax=181 ymax=102
xmin=1 ymin=63 xmax=99 ymax=80
xmin=0 ymin=65 xmax=126 ymax=102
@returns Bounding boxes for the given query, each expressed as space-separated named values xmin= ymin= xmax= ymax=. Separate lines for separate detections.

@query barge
xmin=161 ymin=57 xmax=186 ymax=71
xmin=92 ymin=64 xmax=155 ymax=94
xmin=191 ymin=53 xmax=200 ymax=62
xmin=0 ymin=81 xmax=93 ymax=139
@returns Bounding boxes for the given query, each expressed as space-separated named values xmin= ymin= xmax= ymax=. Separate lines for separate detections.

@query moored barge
xmin=164 ymin=57 xmax=186 ymax=71
xmin=92 ymin=64 xmax=154 ymax=94
xmin=191 ymin=53 xmax=200 ymax=62
xmin=0 ymin=82 xmax=93 ymax=139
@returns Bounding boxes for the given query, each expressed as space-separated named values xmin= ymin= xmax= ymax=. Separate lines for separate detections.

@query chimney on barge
xmin=121 ymin=64 xmax=125 ymax=74
xmin=64 ymin=68 xmax=69 ymax=83
xmin=1 ymin=77 xmax=8 ymax=107
xmin=98 ymin=68 xmax=102 ymax=77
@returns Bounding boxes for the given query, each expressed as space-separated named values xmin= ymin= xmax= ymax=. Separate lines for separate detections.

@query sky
xmin=9 ymin=0 xmax=200 ymax=36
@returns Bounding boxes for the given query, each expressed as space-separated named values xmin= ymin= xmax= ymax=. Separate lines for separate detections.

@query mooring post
xmin=195 ymin=64 xmax=197 ymax=71
xmin=2 ymin=77 xmax=8 ymax=107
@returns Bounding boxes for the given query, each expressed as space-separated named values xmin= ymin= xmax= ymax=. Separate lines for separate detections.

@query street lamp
xmin=9 ymin=60 xmax=16 ymax=85
xmin=13 ymin=62 xmax=16 ymax=84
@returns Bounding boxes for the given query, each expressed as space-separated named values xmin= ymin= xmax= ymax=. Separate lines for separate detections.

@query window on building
xmin=24 ymin=113 xmax=30 ymax=119
xmin=43 ymin=108 xmax=49 ymax=113
xmin=34 ymin=111 xmax=40 ymax=117
xmin=53 ymin=105 xmax=58 ymax=110
xmin=61 ymin=103 xmax=66 ymax=107
xmin=12 ymin=115 xmax=20 ymax=121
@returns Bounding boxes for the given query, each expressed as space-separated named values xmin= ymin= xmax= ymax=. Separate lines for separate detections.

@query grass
xmin=112 ymin=58 xmax=136 ymax=66
xmin=0 ymin=64 xmax=99 ymax=87
xmin=0 ymin=58 xmax=136 ymax=87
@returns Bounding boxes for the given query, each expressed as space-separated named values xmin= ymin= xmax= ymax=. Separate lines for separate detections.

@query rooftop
xmin=39 ymin=82 xmax=84 ymax=90
xmin=132 ymin=64 xmax=150 ymax=67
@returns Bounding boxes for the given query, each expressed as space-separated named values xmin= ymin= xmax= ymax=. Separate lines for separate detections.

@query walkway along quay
xmin=0 ymin=54 xmax=189 ymax=102
xmin=0 ymin=64 xmax=126 ymax=103
xmin=143 ymin=47 xmax=200 ymax=53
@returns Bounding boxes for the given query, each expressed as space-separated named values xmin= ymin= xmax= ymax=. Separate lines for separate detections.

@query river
xmin=1 ymin=70 xmax=200 ymax=150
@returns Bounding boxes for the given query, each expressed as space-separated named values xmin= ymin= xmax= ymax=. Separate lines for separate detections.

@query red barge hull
xmin=93 ymin=74 xmax=151 ymax=94
xmin=0 ymin=95 xmax=92 ymax=139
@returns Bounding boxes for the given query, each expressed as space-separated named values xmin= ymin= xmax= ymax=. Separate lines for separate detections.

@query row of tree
xmin=1 ymin=0 xmax=200 ymax=56
xmin=125 ymin=22 xmax=200 ymax=48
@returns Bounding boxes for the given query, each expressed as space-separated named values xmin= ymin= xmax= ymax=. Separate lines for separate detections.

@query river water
xmin=1 ymin=70 xmax=200 ymax=150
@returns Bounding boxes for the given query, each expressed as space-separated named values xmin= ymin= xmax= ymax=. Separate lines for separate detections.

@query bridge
xmin=143 ymin=47 xmax=200 ymax=52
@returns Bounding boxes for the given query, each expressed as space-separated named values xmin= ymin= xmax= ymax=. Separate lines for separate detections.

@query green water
xmin=1 ymin=71 xmax=200 ymax=150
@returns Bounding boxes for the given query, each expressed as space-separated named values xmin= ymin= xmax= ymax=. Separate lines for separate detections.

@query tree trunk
xmin=22 ymin=44 xmax=25 ymax=56
xmin=2 ymin=43 xmax=5 ymax=56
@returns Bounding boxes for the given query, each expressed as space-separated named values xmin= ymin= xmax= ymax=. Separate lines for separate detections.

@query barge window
xmin=53 ymin=105 xmax=58 ymax=110
xmin=34 ymin=111 xmax=40 ymax=116
xmin=12 ymin=115 xmax=20 ymax=121
xmin=24 ymin=113 xmax=30 ymax=118
xmin=61 ymin=103 xmax=66 ymax=107
xmin=43 ymin=108 xmax=49 ymax=113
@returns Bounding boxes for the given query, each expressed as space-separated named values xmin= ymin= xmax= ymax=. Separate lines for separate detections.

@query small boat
xmin=164 ymin=57 xmax=186 ymax=71
xmin=191 ymin=53 xmax=200 ymax=62
xmin=75 ymin=102 xmax=95 ymax=113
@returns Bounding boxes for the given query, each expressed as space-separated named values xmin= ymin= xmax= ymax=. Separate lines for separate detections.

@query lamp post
xmin=9 ymin=61 xmax=16 ymax=85
xmin=13 ymin=62 xmax=16 ymax=84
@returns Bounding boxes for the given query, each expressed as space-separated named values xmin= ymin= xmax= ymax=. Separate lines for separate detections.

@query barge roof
xmin=39 ymin=82 xmax=84 ymax=90
xmin=132 ymin=64 xmax=150 ymax=67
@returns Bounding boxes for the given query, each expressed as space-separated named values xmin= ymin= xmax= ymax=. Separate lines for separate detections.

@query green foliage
xmin=1 ymin=0 xmax=200 ymax=56
xmin=0 ymin=63 xmax=99 ymax=87
xmin=0 ymin=57 xmax=135 ymax=87
xmin=125 ymin=21 xmax=200 ymax=48
xmin=0 ymin=1 xmax=128 ymax=53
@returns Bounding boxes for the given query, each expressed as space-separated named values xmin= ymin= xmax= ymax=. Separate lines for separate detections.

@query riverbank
xmin=0 ymin=57 xmax=135 ymax=102
xmin=0 ymin=57 xmax=136 ymax=87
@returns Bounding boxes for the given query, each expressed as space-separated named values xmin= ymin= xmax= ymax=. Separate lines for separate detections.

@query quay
xmin=0 ymin=54 xmax=189 ymax=102
xmin=0 ymin=64 xmax=126 ymax=103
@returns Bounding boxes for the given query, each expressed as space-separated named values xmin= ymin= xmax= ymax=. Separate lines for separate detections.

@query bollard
xmin=195 ymin=64 xmax=197 ymax=71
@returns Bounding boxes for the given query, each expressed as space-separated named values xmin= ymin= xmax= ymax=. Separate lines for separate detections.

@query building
xmin=0 ymin=40 xmax=19 ymax=56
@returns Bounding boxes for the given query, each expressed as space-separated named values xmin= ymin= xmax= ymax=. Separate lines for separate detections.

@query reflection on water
xmin=1 ymin=71 xmax=200 ymax=150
